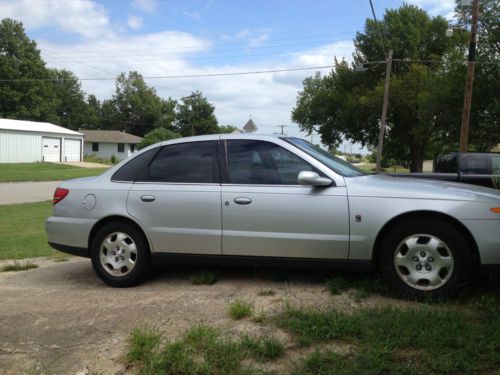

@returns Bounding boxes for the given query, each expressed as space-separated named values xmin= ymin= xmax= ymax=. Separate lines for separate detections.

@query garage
xmin=0 ymin=118 xmax=84 ymax=163
xmin=42 ymin=137 xmax=61 ymax=162
xmin=64 ymin=138 xmax=81 ymax=162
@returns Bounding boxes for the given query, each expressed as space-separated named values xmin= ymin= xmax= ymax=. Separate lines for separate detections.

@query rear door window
xmin=111 ymin=148 xmax=158 ymax=182
xmin=146 ymin=141 xmax=219 ymax=183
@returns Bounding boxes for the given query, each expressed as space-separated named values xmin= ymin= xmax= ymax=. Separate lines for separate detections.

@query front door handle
xmin=233 ymin=197 xmax=252 ymax=205
xmin=140 ymin=195 xmax=155 ymax=202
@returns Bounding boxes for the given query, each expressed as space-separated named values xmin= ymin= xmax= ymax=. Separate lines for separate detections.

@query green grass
xmin=280 ymin=303 xmax=500 ymax=374
xmin=228 ymin=299 xmax=253 ymax=320
xmin=0 ymin=201 xmax=61 ymax=260
xmin=0 ymin=162 xmax=108 ymax=182
xmin=190 ymin=270 xmax=218 ymax=285
xmin=128 ymin=323 xmax=245 ymax=375
xmin=358 ymin=163 xmax=410 ymax=173
xmin=1 ymin=259 xmax=38 ymax=272
xmin=241 ymin=335 xmax=284 ymax=361
xmin=126 ymin=280 xmax=500 ymax=375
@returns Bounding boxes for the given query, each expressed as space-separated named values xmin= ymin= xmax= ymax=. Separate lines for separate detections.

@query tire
xmin=380 ymin=218 xmax=472 ymax=299
xmin=90 ymin=221 xmax=151 ymax=287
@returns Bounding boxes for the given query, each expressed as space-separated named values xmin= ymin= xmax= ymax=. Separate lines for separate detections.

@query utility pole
xmin=376 ymin=49 xmax=393 ymax=172
xmin=276 ymin=125 xmax=287 ymax=135
xmin=459 ymin=0 xmax=480 ymax=153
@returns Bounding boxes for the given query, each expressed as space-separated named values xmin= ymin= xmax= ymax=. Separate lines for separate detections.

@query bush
xmin=139 ymin=128 xmax=181 ymax=149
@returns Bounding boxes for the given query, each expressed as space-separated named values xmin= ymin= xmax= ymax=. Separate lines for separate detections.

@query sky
xmin=1 ymin=0 xmax=456 ymax=152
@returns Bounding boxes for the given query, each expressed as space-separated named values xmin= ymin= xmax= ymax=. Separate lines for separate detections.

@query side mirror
xmin=298 ymin=171 xmax=332 ymax=187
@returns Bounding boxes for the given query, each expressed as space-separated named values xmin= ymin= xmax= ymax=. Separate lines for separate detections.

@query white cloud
xmin=127 ymin=15 xmax=143 ymax=30
xmin=181 ymin=11 xmax=201 ymax=21
xmin=131 ymin=0 xmax=158 ymax=13
xmin=39 ymin=32 xmax=353 ymax=138
xmin=408 ymin=0 xmax=456 ymax=19
xmin=223 ymin=28 xmax=273 ymax=49
xmin=0 ymin=0 xmax=111 ymax=39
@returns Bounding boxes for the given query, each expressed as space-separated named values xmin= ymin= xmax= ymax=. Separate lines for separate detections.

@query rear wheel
xmin=380 ymin=218 xmax=472 ymax=298
xmin=91 ymin=222 xmax=151 ymax=287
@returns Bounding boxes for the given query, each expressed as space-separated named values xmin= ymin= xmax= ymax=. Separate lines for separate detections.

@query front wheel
xmin=91 ymin=222 xmax=151 ymax=287
xmin=380 ymin=219 xmax=472 ymax=299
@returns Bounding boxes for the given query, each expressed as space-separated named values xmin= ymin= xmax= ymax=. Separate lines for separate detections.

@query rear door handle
xmin=140 ymin=195 xmax=155 ymax=202
xmin=233 ymin=197 xmax=252 ymax=205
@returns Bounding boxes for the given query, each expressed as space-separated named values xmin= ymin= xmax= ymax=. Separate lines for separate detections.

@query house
xmin=80 ymin=130 xmax=142 ymax=161
xmin=0 ymin=118 xmax=84 ymax=163
xmin=232 ymin=118 xmax=258 ymax=134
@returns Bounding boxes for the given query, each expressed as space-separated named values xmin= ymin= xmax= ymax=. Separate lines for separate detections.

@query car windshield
xmin=286 ymin=138 xmax=367 ymax=177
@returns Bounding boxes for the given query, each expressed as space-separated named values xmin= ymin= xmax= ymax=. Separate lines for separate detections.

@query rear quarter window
xmin=111 ymin=148 xmax=158 ymax=182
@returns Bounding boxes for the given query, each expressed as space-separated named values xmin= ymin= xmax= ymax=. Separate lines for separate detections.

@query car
xmin=45 ymin=134 xmax=500 ymax=297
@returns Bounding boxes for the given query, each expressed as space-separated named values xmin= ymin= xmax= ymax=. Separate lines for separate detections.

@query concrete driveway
xmin=0 ymin=181 xmax=61 ymax=205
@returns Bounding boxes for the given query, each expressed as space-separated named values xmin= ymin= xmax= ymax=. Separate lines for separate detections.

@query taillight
xmin=53 ymin=188 xmax=69 ymax=205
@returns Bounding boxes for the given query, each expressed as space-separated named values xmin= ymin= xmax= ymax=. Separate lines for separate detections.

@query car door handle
xmin=233 ymin=197 xmax=252 ymax=205
xmin=140 ymin=195 xmax=155 ymax=202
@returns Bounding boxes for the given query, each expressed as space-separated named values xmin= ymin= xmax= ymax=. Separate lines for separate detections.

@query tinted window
xmin=148 ymin=141 xmax=218 ymax=183
xmin=492 ymin=156 xmax=500 ymax=175
xmin=111 ymin=148 xmax=158 ymax=182
xmin=463 ymin=155 xmax=489 ymax=174
xmin=226 ymin=140 xmax=314 ymax=185
xmin=435 ymin=154 xmax=458 ymax=173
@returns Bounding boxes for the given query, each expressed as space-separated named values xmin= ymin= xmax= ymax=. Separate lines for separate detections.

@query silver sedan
xmin=45 ymin=134 xmax=500 ymax=297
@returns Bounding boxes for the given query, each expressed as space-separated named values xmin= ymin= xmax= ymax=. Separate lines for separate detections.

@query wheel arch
xmin=88 ymin=215 xmax=153 ymax=254
xmin=371 ymin=210 xmax=480 ymax=269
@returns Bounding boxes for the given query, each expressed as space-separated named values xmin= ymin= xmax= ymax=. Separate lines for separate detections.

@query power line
xmin=41 ymin=31 xmax=357 ymax=56
xmin=2 ymin=59 xmax=496 ymax=83
xmin=0 ymin=65 xmax=342 ymax=82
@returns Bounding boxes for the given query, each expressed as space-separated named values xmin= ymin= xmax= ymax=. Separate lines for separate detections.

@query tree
xmin=106 ymin=71 xmax=176 ymax=136
xmin=175 ymin=91 xmax=219 ymax=136
xmin=0 ymin=19 xmax=58 ymax=121
xmin=47 ymin=68 xmax=91 ymax=130
xmin=139 ymin=127 xmax=181 ymax=149
xmin=218 ymin=125 xmax=237 ymax=133
xmin=292 ymin=5 xmax=470 ymax=171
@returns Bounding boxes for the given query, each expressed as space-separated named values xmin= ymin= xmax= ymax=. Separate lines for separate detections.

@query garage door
xmin=64 ymin=139 xmax=81 ymax=162
xmin=42 ymin=137 xmax=61 ymax=162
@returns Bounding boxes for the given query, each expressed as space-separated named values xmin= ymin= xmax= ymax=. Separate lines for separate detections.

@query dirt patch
xmin=0 ymin=258 xmax=410 ymax=374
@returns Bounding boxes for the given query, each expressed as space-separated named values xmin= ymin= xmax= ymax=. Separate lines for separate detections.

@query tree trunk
xmin=409 ymin=154 xmax=424 ymax=172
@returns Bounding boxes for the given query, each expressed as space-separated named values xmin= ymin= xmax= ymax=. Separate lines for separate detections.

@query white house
xmin=0 ymin=118 xmax=84 ymax=163
xmin=80 ymin=130 xmax=142 ymax=161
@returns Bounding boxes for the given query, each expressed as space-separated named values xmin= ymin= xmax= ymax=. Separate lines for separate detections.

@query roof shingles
xmin=80 ymin=130 xmax=143 ymax=144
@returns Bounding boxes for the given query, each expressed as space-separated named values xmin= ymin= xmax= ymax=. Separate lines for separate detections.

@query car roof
xmin=156 ymin=133 xmax=296 ymax=147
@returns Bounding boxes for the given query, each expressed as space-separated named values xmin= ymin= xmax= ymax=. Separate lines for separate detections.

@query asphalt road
xmin=0 ymin=181 xmax=60 ymax=205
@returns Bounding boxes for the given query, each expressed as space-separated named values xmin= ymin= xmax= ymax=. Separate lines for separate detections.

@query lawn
xmin=0 ymin=201 xmax=60 ymax=260
xmin=0 ymin=162 xmax=108 ymax=182
xmin=358 ymin=163 xmax=410 ymax=173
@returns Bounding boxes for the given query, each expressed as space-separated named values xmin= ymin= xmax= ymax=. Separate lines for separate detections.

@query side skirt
xmin=151 ymin=253 xmax=374 ymax=271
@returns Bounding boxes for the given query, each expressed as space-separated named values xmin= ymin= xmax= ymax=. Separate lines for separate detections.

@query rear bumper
xmin=48 ymin=242 xmax=89 ymax=258
xmin=45 ymin=216 xmax=97 ymax=250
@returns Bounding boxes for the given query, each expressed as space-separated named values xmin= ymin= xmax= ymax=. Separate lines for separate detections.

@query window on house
xmin=130 ymin=144 xmax=135 ymax=153
xmin=118 ymin=143 xmax=125 ymax=153
xmin=92 ymin=142 xmax=99 ymax=152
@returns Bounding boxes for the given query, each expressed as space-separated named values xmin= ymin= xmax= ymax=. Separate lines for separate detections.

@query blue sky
xmin=1 ymin=0 xmax=456 ymax=150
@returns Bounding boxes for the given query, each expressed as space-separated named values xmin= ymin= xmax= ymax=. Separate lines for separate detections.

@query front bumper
xmin=460 ymin=219 xmax=500 ymax=265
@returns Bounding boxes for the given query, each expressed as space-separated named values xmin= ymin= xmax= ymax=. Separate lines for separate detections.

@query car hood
xmin=345 ymin=174 xmax=500 ymax=203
